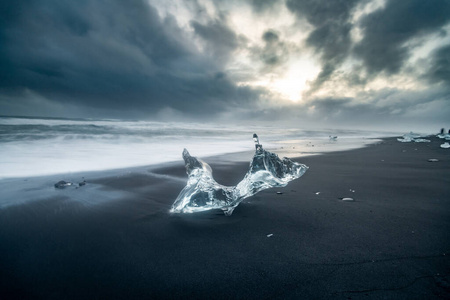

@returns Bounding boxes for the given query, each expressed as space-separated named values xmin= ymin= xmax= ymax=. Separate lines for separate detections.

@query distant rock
xmin=54 ymin=180 xmax=73 ymax=189
xmin=54 ymin=179 xmax=87 ymax=188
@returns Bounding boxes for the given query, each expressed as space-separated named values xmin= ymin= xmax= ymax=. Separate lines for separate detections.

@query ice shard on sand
xmin=170 ymin=134 xmax=308 ymax=216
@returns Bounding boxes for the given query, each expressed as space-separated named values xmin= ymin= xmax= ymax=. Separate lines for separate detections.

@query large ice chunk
xmin=170 ymin=134 xmax=308 ymax=216
xmin=397 ymin=132 xmax=430 ymax=143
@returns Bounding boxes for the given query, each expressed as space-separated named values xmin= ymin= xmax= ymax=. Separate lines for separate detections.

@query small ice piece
xmin=276 ymin=191 xmax=283 ymax=195
xmin=54 ymin=180 xmax=73 ymax=189
xmin=315 ymin=192 xmax=320 ymax=195
xmin=170 ymin=134 xmax=309 ymax=216
xmin=267 ymin=234 xmax=273 ymax=237
xmin=397 ymin=138 xmax=409 ymax=142
xmin=440 ymin=142 xmax=450 ymax=149
xmin=428 ymin=159 xmax=439 ymax=162
xmin=340 ymin=197 xmax=354 ymax=201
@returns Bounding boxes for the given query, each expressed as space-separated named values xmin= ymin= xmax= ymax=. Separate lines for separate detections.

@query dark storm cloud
xmin=305 ymin=22 xmax=353 ymax=90
xmin=354 ymin=0 xmax=450 ymax=76
xmin=259 ymin=30 xmax=289 ymax=67
xmin=0 ymin=0 xmax=260 ymax=118
xmin=262 ymin=30 xmax=279 ymax=44
xmin=286 ymin=0 xmax=359 ymax=27
xmin=250 ymin=0 xmax=279 ymax=13
xmin=426 ymin=44 xmax=450 ymax=85
xmin=307 ymin=86 xmax=450 ymax=127
xmin=238 ymin=85 xmax=450 ymax=129
xmin=191 ymin=18 xmax=240 ymax=62
xmin=286 ymin=0 xmax=360 ymax=90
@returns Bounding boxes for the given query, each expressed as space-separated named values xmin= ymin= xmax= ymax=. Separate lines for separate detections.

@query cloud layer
xmin=1 ymin=0 xmax=449 ymax=130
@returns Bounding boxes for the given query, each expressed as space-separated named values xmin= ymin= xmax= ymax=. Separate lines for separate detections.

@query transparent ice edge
xmin=170 ymin=134 xmax=308 ymax=216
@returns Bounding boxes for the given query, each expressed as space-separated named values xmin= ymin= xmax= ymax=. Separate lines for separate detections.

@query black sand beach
xmin=1 ymin=137 xmax=449 ymax=299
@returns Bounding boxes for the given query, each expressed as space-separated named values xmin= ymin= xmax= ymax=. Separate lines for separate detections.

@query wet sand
xmin=1 ymin=137 xmax=449 ymax=299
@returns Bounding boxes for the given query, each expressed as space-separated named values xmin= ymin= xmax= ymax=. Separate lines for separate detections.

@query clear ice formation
xmin=437 ymin=132 xmax=450 ymax=140
xmin=170 ymin=134 xmax=308 ymax=216
xmin=397 ymin=132 xmax=430 ymax=143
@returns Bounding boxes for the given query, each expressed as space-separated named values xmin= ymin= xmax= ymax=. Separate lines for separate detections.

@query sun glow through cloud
xmin=220 ymin=2 xmax=320 ymax=103
xmin=238 ymin=57 xmax=320 ymax=102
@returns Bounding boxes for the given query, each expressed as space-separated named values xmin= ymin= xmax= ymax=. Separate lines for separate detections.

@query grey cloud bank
xmin=0 ymin=0 xmax=449 ymax=130
xmin=0 ymin=0 xmax=260 ymax=119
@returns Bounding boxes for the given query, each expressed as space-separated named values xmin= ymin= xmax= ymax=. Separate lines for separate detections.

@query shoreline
xmin=0 ymin=136 xmax=385 ymax=209
xmin=1 ymin=136 xmax=449 ymax=299
xmin=0 ymin=135 xmax=386 ymax=181
xmin=0 ymin=131 xmax=389 ymax=180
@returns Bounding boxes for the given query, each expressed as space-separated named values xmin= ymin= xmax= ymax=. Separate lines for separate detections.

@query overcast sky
xmin=1 ymin=0 xmax=449 ymax=130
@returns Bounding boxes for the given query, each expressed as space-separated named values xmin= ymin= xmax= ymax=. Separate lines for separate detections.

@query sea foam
xmin=0 ymin=116 xmax=389 ymax=179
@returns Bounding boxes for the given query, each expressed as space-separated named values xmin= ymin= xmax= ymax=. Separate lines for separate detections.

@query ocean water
xmin=0 ymin=116 xmax=395 ymax=179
